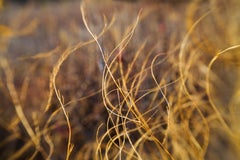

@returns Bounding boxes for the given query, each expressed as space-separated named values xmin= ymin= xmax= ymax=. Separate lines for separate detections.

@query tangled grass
xmin=0 ymin=0 xmax=240 ymax=159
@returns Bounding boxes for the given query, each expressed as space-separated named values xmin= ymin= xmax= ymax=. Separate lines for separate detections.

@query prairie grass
xmin=0 ymin=0 xmax=240 ymax=159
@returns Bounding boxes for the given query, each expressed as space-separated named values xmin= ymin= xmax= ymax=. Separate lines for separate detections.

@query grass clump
xmin=0 ymin=0 xmax=240 ymax=159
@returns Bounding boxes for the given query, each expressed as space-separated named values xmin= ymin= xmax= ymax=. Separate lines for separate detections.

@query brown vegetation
xmin=0 ymin=0 xmax=240 ymax=159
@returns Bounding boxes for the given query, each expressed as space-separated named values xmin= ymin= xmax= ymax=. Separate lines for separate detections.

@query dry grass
xmin=0 ymin=0 xmax=240 ymax=159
